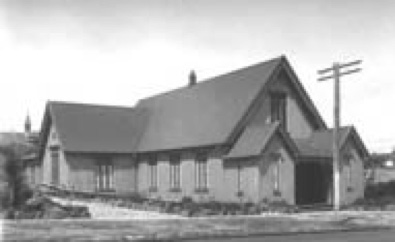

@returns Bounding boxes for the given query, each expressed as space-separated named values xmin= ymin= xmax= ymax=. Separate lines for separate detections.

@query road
xmin=189 ymin=230 xmax=395 ymax=242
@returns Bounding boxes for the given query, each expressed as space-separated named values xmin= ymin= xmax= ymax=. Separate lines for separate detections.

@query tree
xmin=0 ymin=143 xmax=32 ymax=209
xmin=366 ymin=152 xmax=388 ymax=169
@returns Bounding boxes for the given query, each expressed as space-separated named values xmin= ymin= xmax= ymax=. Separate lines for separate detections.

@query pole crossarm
xmin=318 ymin=60 xmax=362 ymax=75
xmin=318 ymin=68 xmax=362 ymax=81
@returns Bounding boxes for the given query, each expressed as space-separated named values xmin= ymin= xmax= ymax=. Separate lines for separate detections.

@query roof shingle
xmin=294 ymin=127 xmax=352 ymax=158
xmin=49 ymin=102 xmax=147 ymax=153
xmin=225 ymin=123 xmax=280 ymax=159
xmin=136 ymin=57 xmax=282 ymax=152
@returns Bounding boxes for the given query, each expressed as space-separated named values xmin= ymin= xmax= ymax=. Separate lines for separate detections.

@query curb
xmin=122 ymin=225 xmax=394 ymax=241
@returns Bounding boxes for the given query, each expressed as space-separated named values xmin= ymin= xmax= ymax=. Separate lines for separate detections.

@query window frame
xmin=50 ymin=146 xmax=60 ymax=186
xmin=270 ymin=92 xmax=287 ymax=130
xmin=96 ymin=159 xmax=114 ymax=192
xmin=345 ymin=155 xmax=353 ymax=192
xmin=169 ymin=153 xmax=181 ymax=192
xmin=195 ymin=152 xmax=208 ymax=193
xmin=271 ymin=153 xmax=282 ymax=196
xmin=236 ymin=163 xmax=244 ymax=197
xmin=148 ymin=155 xmax=158 ymax=192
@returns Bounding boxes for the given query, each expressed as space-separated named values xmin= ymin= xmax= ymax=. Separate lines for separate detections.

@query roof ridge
xmin=138 ymin=56 xmax=284 ymax=104
xmin=48 ymin=100 xmax=135 ymax=110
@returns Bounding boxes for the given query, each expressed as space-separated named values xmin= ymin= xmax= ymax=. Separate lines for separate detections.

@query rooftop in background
xmin=0 ymin=132 xmax=27 ymax=147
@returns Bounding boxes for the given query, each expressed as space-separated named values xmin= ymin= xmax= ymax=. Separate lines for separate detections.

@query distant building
xmin=0 ymin=152 xmax=7 ymax=204
xmin=37 ymin=56 xmax=369 ymax=205
xmin=368 ymin=153 xmax=395 ymax=183
xmin=384 ymin=160 xmax=394 ymax=168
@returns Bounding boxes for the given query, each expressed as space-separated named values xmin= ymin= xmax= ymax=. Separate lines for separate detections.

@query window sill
xmin=169 ymin=187 xmax=182 ymax=193
xmin=273 ymin=189 xmax=282 ymax=197
xmin=149 ymin=187 xmax=158 ymax=193
xmin=96 ymin=189 xmax=115 ymax=193
xmin=195 ymin=188 xmax=209 ymax=194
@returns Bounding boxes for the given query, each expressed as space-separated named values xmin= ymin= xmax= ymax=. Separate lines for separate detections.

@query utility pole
xmin=318 ymin=60 xmax=362 ymax=211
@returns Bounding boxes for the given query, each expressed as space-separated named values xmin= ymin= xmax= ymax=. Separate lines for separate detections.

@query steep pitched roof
xmin=44 ymin=101 xmax=147 ymax=153
xmin=135 ymin=57 xmax=283 ymax=152
xmin=39 ymin=55 xmax=329 ymax=154
xmin=295 ymin=126 xmax=369 ymax=158
xmin=225 ymin=122 xmax=298 ymax=159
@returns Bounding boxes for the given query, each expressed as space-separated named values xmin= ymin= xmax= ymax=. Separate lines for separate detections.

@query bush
xmin=349 ymin=181 xmax=395 ymax=210
xmin=363 ymin=181 xmax=395 ymax=206
xmin=1 ymin=144 xmax=34 ymax=210
xmin=266 ymin=199 xmax=297 ymax=213
xmin=181 ymin=196 xmax=193 ymax=204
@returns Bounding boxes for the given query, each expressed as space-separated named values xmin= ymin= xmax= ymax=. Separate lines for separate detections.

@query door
xmin=295 ymin=162 xmax=329 ymax=205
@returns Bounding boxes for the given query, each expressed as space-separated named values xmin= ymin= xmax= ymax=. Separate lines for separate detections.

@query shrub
xmin=364 ymin=181 xmax=395 ymax=207
xmin=266 ymin=199 xmax=297 ymax=213
xmin=1 ymin=144 xmax=34 ymax=210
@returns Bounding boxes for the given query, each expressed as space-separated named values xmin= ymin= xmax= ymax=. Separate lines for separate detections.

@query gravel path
xmin=49 ymin=196 xmax=395 ymax=224
xmin=49 ymin=196 xmax=182 ymax=220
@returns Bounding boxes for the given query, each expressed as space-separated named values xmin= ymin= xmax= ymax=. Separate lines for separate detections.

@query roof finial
xmin=188 ymin=70 xmax=197 ymax=87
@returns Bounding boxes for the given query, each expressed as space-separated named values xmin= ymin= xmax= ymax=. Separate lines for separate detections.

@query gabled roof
xmin=136 ymin=56 xmax=322 ymax=152
xmin=225 ymin=122 xmax=298 ymax=160
xmin=42 ymin=101 xmax=147 ymax=153
xmin=39 ymin=55 xmax=329 ymax=155
xmin=295 ymin=126 xmax=369 ymax=159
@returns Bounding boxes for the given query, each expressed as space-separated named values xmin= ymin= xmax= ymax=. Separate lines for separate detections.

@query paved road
xmin=189 ymin=230 xmax=395 ymax=242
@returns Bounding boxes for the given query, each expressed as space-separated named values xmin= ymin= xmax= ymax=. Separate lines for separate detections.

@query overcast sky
xmin=0 ymin=0 xmax=394 ymax=152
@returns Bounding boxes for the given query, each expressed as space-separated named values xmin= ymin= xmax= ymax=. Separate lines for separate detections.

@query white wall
xmin=41 ymin=124 xmax=69 ymax=187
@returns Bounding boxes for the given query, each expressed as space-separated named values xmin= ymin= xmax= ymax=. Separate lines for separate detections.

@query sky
xmin=0 ymin=0 xmax=394 ymax=152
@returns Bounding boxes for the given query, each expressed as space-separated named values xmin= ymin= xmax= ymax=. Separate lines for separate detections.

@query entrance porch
xmin=295 ymin=158 xmax=332 ymax=205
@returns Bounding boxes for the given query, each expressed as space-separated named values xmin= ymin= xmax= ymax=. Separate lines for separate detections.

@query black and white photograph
xmin=1 ymin=0 xmax=395 ymax=241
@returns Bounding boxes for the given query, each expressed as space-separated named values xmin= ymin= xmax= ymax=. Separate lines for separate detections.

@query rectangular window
xmin=346 ymin=158 xmax=353 ymax=190
xmin=236 ymin=163 xmax=244 ymax=198
xmin=237 ymin=164 xmax=242 ymax=192
xmin=273 ymin=160 xmax=281 ymax=191
xmin=148 ymin=155 xmax=158 ymax=191
xmin=169 ymin=154 xmax=181 ymax=191
xmin=50 ymin=148 xmax=60 ymax=186
xmin=96 ymin=160 xmax=114 ymax=192
xmin=272 ymin=154 xmax=282 ymax=195
xmin=195 ymin=153 xmax=208 ymax=191
xmin=271 ymin=92 xmax=287 ymax=130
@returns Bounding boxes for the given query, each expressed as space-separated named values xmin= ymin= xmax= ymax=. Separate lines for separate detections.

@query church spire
xmin=25 ymin=112 xmax=31 ymax=135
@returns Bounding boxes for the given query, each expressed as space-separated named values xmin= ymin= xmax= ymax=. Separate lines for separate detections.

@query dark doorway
xmin=295 ymin=162 xmax=331 ymax=205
